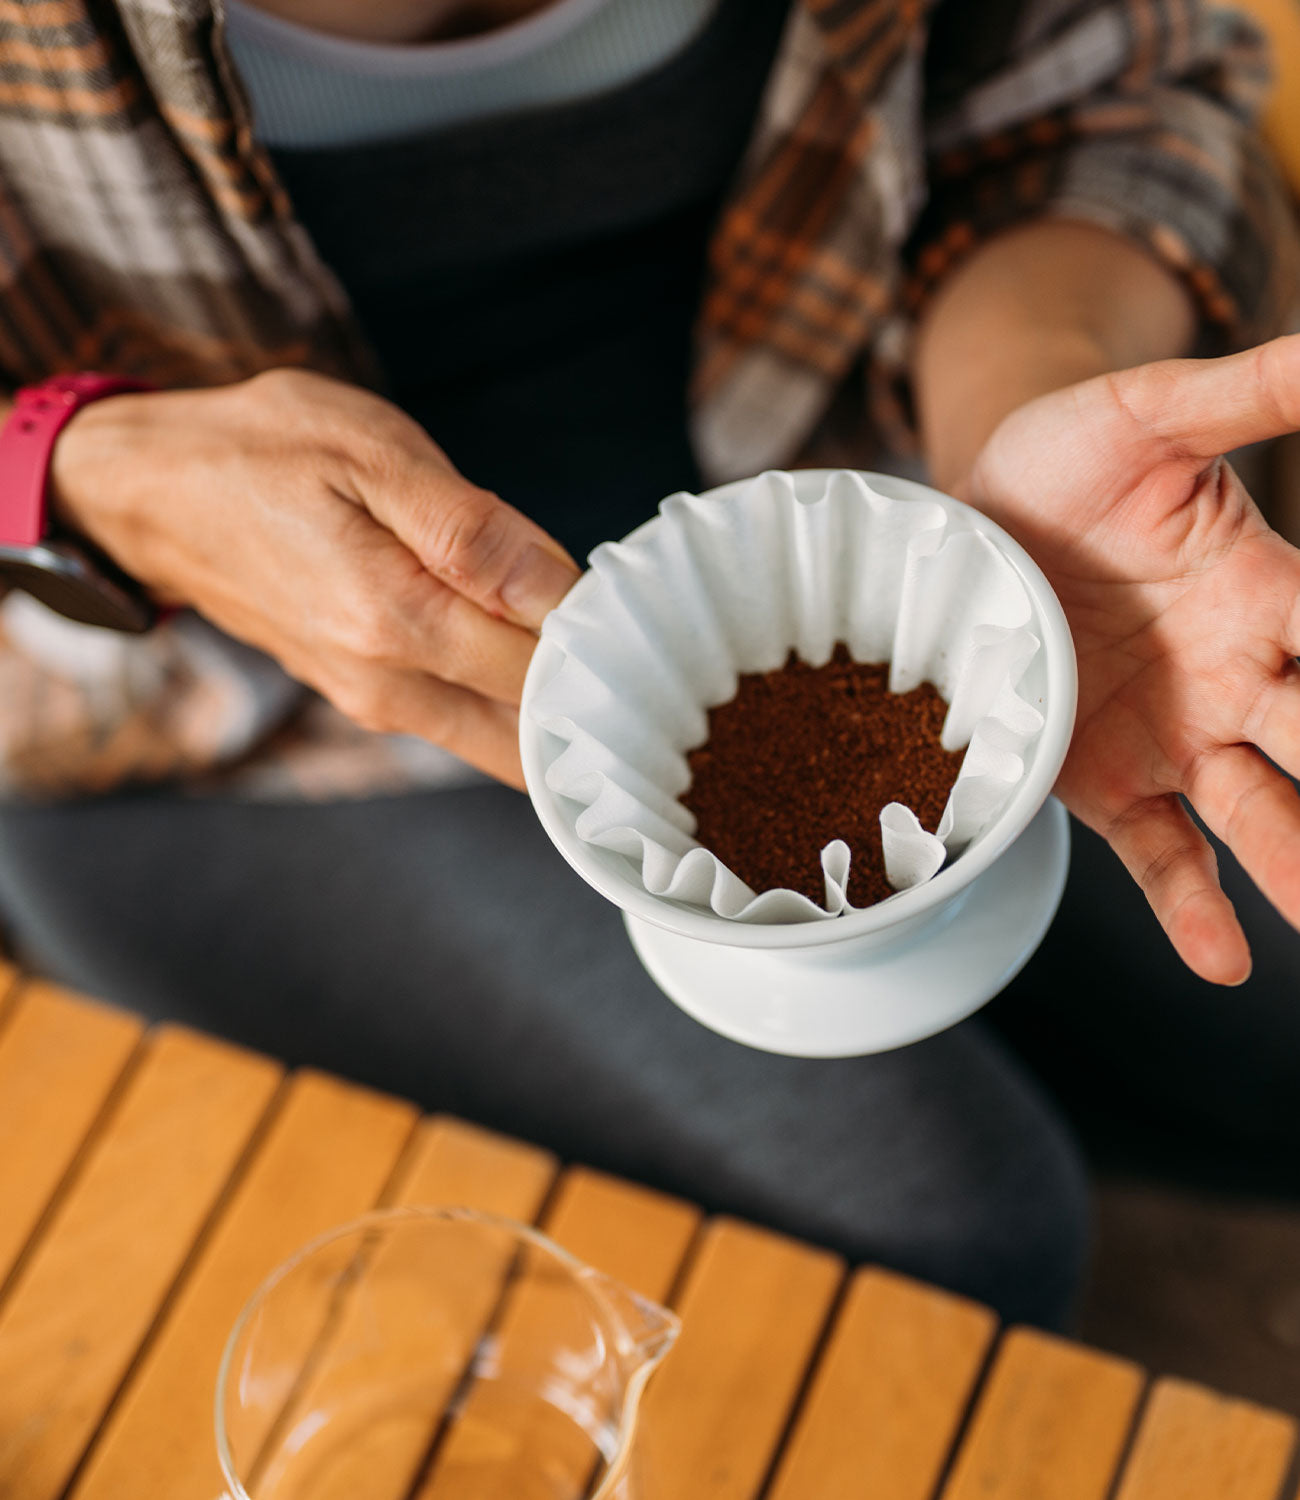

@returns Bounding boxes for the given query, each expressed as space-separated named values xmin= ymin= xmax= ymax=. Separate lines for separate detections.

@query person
xmin=0 ymin=0 xmax=1297 ymax=1330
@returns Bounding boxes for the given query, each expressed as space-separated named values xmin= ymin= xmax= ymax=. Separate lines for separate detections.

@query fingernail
xmin=500 ymin=545 xmax=579 ymax=627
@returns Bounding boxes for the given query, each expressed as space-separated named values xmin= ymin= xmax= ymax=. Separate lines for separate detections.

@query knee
xmin=779 ymin=1038 xmax=1093 ymax=1330
xmin=922 ymin=1113 xmax=1091 ymax=1330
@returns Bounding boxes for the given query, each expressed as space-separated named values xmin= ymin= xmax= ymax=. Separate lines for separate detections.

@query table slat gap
xmin=392 ymin=1242 xmax=540 ymax=1500
xmin=0 ymin=1027 xmax=284 ymax=1500
xmin=58 ymin=1066 xmax=300 ymax=1500
xmin=765 ymin=1266 xmax=1000 ymax=1500
xmin=906 ymin=1306 xmax=1003 ymax=1500
xmin=636 ymin=1215 xmax=846 ymax=1500
xmin=368 ymin=1105 xmax=438 ymax=1210
xmin=383 ymin=1121 xmax=564 ymax=1500
xmin=0 ymin=983 xmax=145 ymax=1302
xmin=0 ymin=1022 xmax=149 ymax=1318
xmin=1110 ymin=1376 xmax=1297 ymax=1500
xmin=752 ymin=1260 xmax=854 ymax=1500
xmin=941 ymin=1325 xmax=1147 ymax=1500
xmin=1101 ymin=1377 xmax=1157 ymax=1500
xmin=243 ymin=1113 xmax=561 ymax=1500
xmin=2 ymin=985 xmax=1290 ymax=1500
xmin=520 ymin=1145 xmax=574 ymax=1235
xmin=659 ymin=1209 xmax=713 ymax=1315
xmin=237 ymin=1131 xmax=475 ymax=1500
xmin=68 ymin=1068 xmax=420 ymax=1500
xmin=402 ymin=1165 xmax=703 ymax=1500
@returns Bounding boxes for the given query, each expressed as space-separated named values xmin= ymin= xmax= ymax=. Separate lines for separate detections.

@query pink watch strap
xmin=0 ymin=373 xmax=153 ymax=547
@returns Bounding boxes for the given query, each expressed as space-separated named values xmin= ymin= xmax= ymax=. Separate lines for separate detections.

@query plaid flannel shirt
xmin=0 ymin=0 xmax=1295 ymax=799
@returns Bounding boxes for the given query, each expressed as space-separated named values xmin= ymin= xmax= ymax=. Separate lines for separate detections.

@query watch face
xmin=0 ymin=540 xmax=155 ymax=633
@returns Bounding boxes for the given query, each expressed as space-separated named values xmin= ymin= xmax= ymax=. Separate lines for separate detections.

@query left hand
xmin=959 ymin=334 xmax=1300 ymax=986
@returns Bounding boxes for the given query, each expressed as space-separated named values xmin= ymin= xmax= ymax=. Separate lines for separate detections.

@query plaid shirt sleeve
xmin=903 ymin=0 xmax=1299 ymax=354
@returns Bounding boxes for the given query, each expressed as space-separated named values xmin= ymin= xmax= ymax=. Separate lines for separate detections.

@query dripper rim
xmin=520 ymin=468 xmax=1078 ymax=950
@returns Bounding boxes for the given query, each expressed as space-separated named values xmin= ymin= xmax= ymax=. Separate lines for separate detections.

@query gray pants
xmin=8 ymin=780 xmax=1285 ymax=1329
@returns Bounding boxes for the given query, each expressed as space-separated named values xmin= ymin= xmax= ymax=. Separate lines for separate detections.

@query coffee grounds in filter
xmin=681 ymin=643 xmax=967 ymax=908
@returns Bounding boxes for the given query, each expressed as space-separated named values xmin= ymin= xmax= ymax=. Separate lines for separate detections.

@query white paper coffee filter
xmin=529 ymin=470 xmax=1045 ymax=923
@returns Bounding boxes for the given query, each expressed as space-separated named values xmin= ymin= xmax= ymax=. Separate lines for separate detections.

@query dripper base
xmin=624 ymin=798 xmax=1069 ymax=1057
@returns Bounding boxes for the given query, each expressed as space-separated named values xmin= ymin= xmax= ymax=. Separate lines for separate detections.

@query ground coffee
xmin=681 ymin=643 xmax=966 ymax=908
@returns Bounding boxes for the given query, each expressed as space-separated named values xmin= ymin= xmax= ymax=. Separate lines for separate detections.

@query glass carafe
xmin=216 ymin=1206 xmax=679 ymax=1500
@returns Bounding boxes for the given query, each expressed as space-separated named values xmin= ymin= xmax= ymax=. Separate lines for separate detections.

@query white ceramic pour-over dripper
xmin=520 ymin=471 xmax=1077 ymax=1058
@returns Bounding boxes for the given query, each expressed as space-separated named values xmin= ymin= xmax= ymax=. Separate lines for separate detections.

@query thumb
xmin=1110 ymin=333 xmax=1300 ymax=461
xmin=366 ymin=462 xmax=580 ymax=631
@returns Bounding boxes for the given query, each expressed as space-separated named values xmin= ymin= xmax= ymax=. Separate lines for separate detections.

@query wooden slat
xmin=942 ymin=1328 xmax=1145 ymax=1500
xmin=1113 ymin=1378 xmax=1296 ymax=1500
xmin=767 ymin=1266 xmax=997 ymax=1500
xmin=636 ymin=1216 xmax=844 ymax=1500
xmin=250 ymin=1115 xmax=560 ymax=1500
xmin=69 ymin=1069 xmax=417 ymax=1500
xmin=0 ymin=1026 xmax=281 ymax=1500
xmin=417 ymin=1166 xmax=702 ymax=1500
xmin=390 ymin=1114 xmax=558 ymax=1217
xmin=541 ymin=1165 xmax=702 ymax=1298
xmin=0 ymin=981 xmax=142 ymax=1290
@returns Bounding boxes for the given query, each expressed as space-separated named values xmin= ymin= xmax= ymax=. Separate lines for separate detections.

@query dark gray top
xmin=268 ymin=0 xmax=792 ymax=560
xmin=224 ymin=0 xmax=720 ymax=147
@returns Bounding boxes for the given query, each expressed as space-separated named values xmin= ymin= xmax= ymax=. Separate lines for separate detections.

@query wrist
xmin=0 ymin=376 xmax=160 ymax=632
xmin=46 ymin=388 xmax=148 ymax=542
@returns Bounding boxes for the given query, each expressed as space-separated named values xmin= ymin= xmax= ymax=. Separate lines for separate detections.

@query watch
xmin=0 ymin=373 xmax=158 ymax=633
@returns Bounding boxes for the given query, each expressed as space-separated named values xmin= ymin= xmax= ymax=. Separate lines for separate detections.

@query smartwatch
xmin=0 ymin=373 xmax=157 ymax=633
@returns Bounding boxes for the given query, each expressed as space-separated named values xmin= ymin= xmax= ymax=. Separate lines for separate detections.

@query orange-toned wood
xmin=540 ymin=1165 xmax=702 ymax=1298
xmin=1113 ymin=1378 xmax=1296 ymax=1500
xmin=1233 ymin=0 xmax=1300 ymax=196
xmin=416 ymin=1166 xmax=702 ymax=1500
xmin=942 ymin=1328 xmax=1145 ymax=1500
xmin=0 ymin=1026 xmax=280 ymax=1500
xmin=636 ymin=1216 xmax=844 ymax=1500
xmin=68 ymin=1069 xmax=417 ymax=1500
xmin=389 ymin=1114 xmax=558 ymax=1217
xmin=0 ymin=981 xmax=142 ymax=1291
xmin=767 ymin=1266 xmax=997 ymax=1500
xmin=250 ymin=1116 xmax=560 ymax=1500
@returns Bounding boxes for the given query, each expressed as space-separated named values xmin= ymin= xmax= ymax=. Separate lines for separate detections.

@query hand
xmin=50 ymin=368 xmax=580 ymax=786
xmin=960 ymin=335 xmax=1300 ymax=985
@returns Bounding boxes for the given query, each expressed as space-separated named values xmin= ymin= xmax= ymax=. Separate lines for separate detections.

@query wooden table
xmin=0 ymin=958 xmax=1296 ymax=1500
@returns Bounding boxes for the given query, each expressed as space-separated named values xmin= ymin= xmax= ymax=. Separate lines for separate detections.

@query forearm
xmin=913 ymin=221 xmax=1197 ymax=494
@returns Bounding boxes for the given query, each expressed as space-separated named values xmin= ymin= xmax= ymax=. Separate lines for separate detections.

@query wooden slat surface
xmin=1113 ymin=1378 xmax=1296 ymax=1500
xmin=767 ymin=1266 xmax=997 ymax=1500
xmin=392 ymin=1115 xmax=558 ymax=1217
xmin=248 ymin=1115 xmax=560 ymax=1500
xmin=0 ymin=984 xmax=1289 ymax=1500
xmin=68 ymin=1070 xmax=417 ymax=1500
xmin=541 ymin=1164 xmax=702 ymax=1299
xmin=0 ymin=982 xmax=142 ymax=1290
xmin=0 ymin=1026 xmax=281 ymax=1500
xmin=942 ymin=1327 xmax=1145 ymax=1500
xmin=637 ymin=1216 xmax=844 ymax=1500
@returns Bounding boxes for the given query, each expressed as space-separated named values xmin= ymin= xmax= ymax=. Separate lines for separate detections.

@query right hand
xmin=50 ymin=368 xmax=581 ymax=786
xmin=961 ymin=338 xmax=1300 ymax=985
